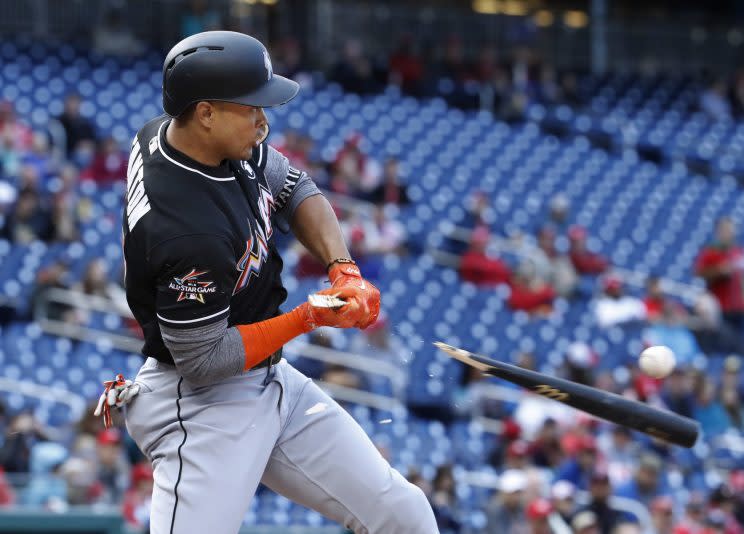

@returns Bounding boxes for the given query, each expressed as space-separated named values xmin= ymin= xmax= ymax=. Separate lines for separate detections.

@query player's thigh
xmin=127 ymin=364 xmax=283 ymax=534
xmin=261 ymin=366 xmax=437 ymax=534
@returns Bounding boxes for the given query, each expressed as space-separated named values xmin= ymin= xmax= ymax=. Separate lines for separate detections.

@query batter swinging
xmin=115 ymin=31 xmax=437 ymax=534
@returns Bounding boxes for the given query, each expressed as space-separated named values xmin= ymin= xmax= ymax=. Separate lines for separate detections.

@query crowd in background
xmin=2 ymin=21 xmax=744 ymax=533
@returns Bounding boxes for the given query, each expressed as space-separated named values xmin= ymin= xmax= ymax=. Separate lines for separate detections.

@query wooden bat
xmin=434 ymin=342 xmax=699 ymax=448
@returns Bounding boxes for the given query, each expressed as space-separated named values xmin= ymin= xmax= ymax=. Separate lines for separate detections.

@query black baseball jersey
xmin=123 ymin=115 xmax=301 ymax=364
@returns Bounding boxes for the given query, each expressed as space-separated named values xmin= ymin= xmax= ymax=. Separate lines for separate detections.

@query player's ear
xmin=194 ymin=101 xmax=215 ymax=129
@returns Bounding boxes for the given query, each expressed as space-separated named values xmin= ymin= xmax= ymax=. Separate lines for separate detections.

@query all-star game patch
xmin=168 ymin=269 xmax=217 ymax=304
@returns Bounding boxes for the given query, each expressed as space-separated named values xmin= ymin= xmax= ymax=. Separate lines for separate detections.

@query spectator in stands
xmin=615 ymin=452 xmax=666 ymax=507
xmin=346 ymin=224 xmax=383 ymax=280
xmin=530 ymin=418 xmax=563 ymax=468
xmin=731 ymin=71 xmax=744 ymax=118
xmin=272 ymin=37 xmax=309 ymax=82
xmin=23 ymin=441 xmax=68 ymax=508
xmin=525 ymin=498 xmax=552 ymax=534
xmin=274 ymin=129 xmax=311 ymax=169
xmin=643 ymin=276 xmax=666 ymax=323
xmin=502 ymin=440 xmax=532 ymax=471
xmin=508 ymin=260 xmax=556 ymax=315
xmin=569 ymin=225 xmax=609 ymax=275
xmin=459 ymin=227 xmax=511 ymax=286
xmin=555 ymin=435 xmax=599 ymax=491
xmin=31 ymin=259 xmax=75 ymax=322
xmin=562 ymin=342 xmax=598 ymax=386
xmin=707 ymin=484 xmax=744 ymax=534
xmin=721 ymin=356 xmax=744 ymax=430
xmin=485 ymin=469 xmax=528 ymax=534
xmin=559 ymin=72 xmax=585 ymax=107
xmin=388 ymin=34 xmax=424 ymax=96
xmin=406 ymin=468 xmax=432 ymax=503
xmin=435 ymin=34 xmax=471 ymax=84
xmin=597 ymin=426 xmax=640 ymax=488
xmin=180 ymin=0 xmax=221 ymax=38
xmin=700 ymin=79 xmax=732 ymax=121
xmin=547 ymin=193 xmax=570 ymax=231
xmin=650 ymin=496 xmax=677 ymax=534
xmin=661 ymin=368 xmax=695 ymax=418
xmin=122 ymin=462 xmax=153 ymax=530
xmin=0 ymin=100 xmax=33 ymax=152
xmin=531 ymin=224 xmax=578 ymax=297
xmin=572 ymin=510 xmax=601 ymax=534
xmin=73 ymin=258 xmax=129 ymax=318
xmin=50 ymin=166 xmax=83 ymax=243
xmin=22 ymin=132 xmax=57 ymax=183
xmin=359 ymin=206 xmax=407 ymax=255
xmin=487 ymin=417 xmax=522 ymax=468
xmin=0 ymin=468 xmax=15 ymax=507
xmin=579 ymin=470 xmax=624 ymax=534
xmin=331 ymin=133 xmax=380 ymax=197
xmin=366 ymin=157 xmax=410 ymax=206
xmin=431 ymin=464 xmax=461 ymax=533
xmin=90 ymin=429 xmax=129 ymax=505
xmin=330 ymin=40 xmax=383 ymax=95
xmin=56 ymin=93 xmax=97 ymax=157
xmin=92 ymin=6 xmax=145 ymax=57
xmin=81 ymin=136 xmax=128 ymax=183
xmin=673 ymin=493 xmax=707 ymax=534
xmin=695 ymin=217 xmax=744 ymax=332
xmin=593 ymin=274 xmax=647 ymax=328
xmin=644 ymin=301 xmax=701 ymax=366
xmin=0 ymin=187 xmax=52 ymax=243
xmin=693 ymin=377 xmax=730 ymax=437
xmin=687 ymin=290 xmax=744 ymax=355
xmin=550 ymin=480 xmax=577 ymax=524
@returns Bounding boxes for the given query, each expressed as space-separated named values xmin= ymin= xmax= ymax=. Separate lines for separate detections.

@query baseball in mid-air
xmin=639 ymin=345 xmax=676 ymax=378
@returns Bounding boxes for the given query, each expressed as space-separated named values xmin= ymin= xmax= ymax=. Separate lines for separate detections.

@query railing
xmin=433 ymin=223 xmax=704 ymax=301
xmin=0 ymin=376 xmax=85 ymax=421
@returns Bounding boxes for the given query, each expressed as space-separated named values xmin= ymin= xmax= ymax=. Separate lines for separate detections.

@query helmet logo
xmin=263 ymin=49 xmax=272 ymax=81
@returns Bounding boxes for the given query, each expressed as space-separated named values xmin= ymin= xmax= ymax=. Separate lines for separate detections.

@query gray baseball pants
xmin=125 ymin=357 xmax=438 ymax=534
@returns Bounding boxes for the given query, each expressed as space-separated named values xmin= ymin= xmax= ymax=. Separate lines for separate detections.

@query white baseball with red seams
xmin=639 ymin=345 xmax=677 ymax=378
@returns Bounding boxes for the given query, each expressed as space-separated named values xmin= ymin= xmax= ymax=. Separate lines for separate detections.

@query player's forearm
xmin=161 ymin=310 xmax=312 ymax=387
xmin=290 ymin=194 xmax=351 ymax=266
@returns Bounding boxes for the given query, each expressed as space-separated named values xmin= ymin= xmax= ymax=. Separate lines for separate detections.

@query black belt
xmin=251 ymin=348 xmax=282 ymax=371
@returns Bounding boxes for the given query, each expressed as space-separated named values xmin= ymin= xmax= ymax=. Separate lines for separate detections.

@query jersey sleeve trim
xmin=157 ymin=305 xmax=230 ymax=326
xmin=255 ymin=143 xmax=267 ymax=169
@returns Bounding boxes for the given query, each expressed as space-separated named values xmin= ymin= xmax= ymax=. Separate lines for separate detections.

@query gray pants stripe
xmin=170 ymin=377 xmax=187 ymax=534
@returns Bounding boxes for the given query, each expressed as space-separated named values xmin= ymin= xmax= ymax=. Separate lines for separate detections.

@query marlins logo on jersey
xmin=234 ymin=183 xmax=274 ymax=294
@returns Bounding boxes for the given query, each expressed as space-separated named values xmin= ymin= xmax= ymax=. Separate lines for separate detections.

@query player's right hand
xmin=297 ymin=287 xmax=364 ymax=330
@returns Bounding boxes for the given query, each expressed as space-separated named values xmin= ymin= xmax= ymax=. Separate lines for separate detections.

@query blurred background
xmin=0 ymin=0 xmax=744 ymax=532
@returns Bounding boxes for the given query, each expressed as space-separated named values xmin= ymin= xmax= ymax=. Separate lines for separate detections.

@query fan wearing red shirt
xmin=459 ymin=227 xmax=511 ymax=286
xmin=81 ymin=137 xmax=128 ymax=183
xmin=695 ymin=218 xmax=744 ymax=331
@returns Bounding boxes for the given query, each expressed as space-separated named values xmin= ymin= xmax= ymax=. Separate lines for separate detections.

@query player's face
xmin=212 ymin=102 xmax=269 ymax=160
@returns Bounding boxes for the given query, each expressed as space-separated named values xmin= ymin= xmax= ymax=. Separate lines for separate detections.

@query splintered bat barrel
xmin=436 ymin=343 xmax=699 ymax=448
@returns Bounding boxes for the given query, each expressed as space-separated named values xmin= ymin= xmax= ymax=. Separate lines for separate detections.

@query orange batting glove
xmin=327 ymin=259 xmax=380 ymax=329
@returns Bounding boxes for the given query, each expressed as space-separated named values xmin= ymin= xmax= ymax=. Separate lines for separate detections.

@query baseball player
xmin=112 ymin=31 xmax=437 ymax=534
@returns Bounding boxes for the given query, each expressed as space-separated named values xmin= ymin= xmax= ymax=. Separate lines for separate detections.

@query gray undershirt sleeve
xmin=160 ymin=318 xmax=245 ymax=388
xmin=264 ymin=144 xmax=321 ymax=232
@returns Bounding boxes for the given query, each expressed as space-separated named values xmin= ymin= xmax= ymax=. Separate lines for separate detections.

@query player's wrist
xmin=328 ymin=260 xmax=362 ymax=285
xmin=326 ymin=257 xmax=356 ymax=271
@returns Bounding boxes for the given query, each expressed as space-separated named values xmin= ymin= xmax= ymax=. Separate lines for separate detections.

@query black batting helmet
xmin=162 ymin=31 xmax=299 ymax=117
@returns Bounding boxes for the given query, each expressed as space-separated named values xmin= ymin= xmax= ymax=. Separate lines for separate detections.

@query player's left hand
xmin=94 ymin=374 xmax=140 ymax=429
xmin=328 ymin=261 xmax=380 ymax=329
